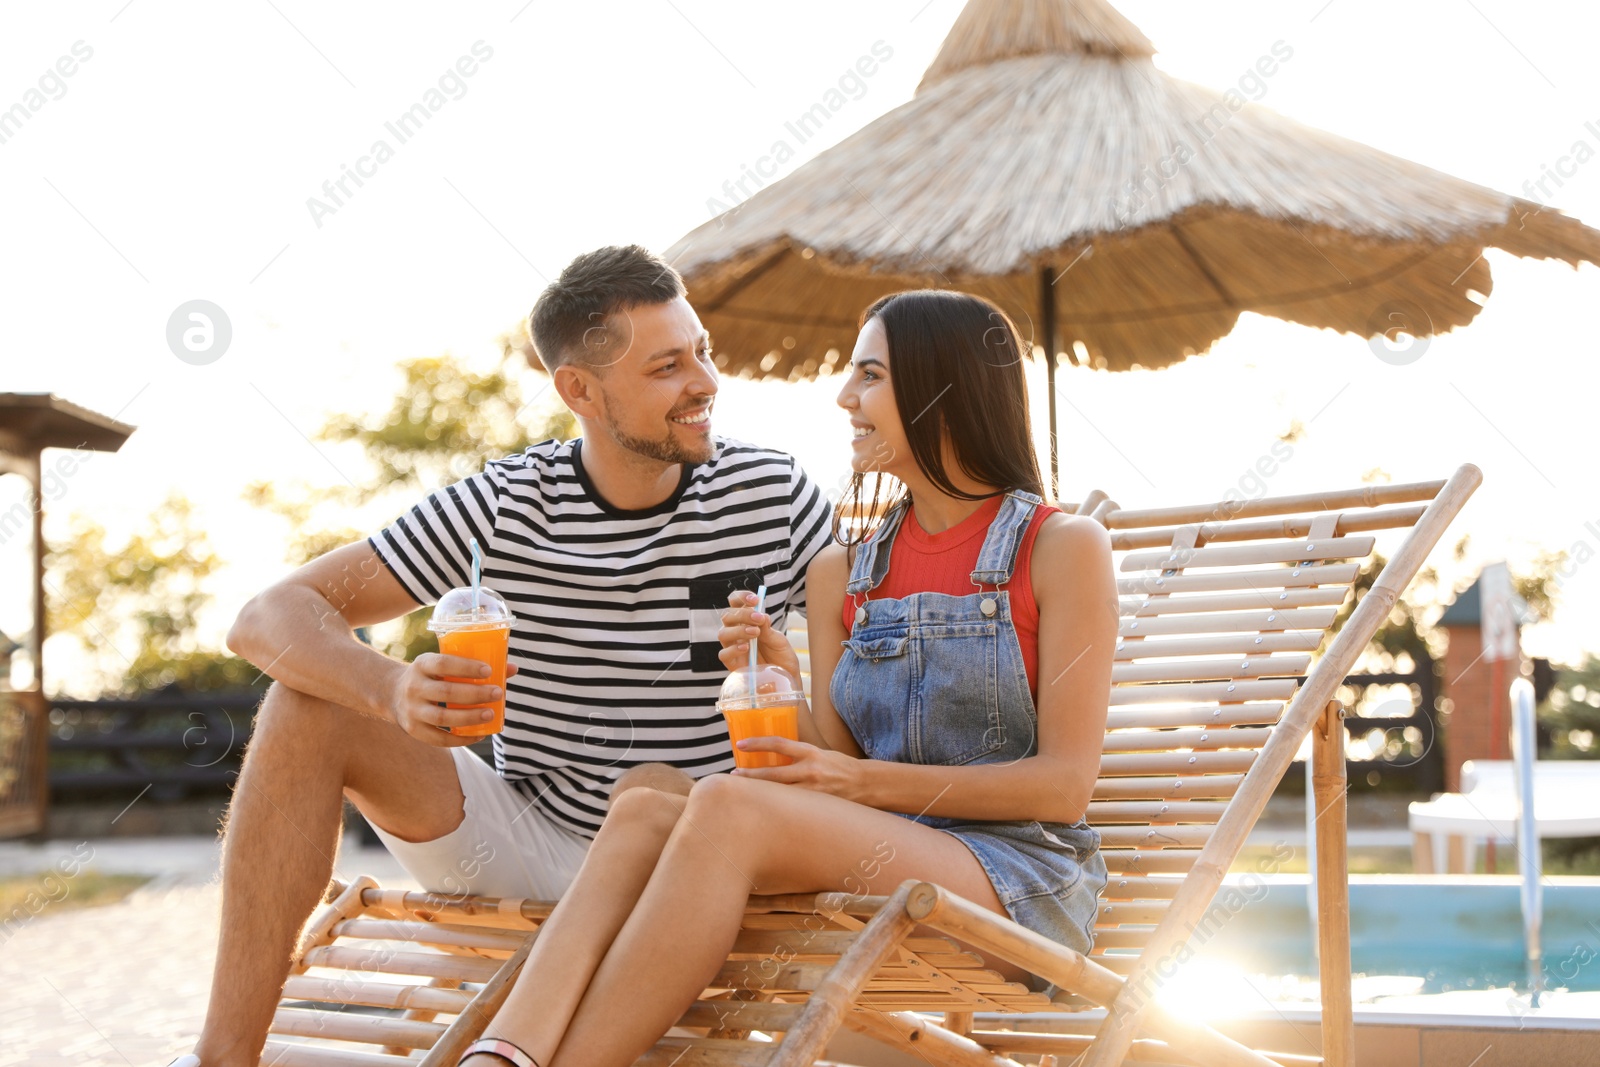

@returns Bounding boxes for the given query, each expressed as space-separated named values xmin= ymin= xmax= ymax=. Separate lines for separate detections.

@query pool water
xmin=1177 ymin=874 xmax=1600 ymax=995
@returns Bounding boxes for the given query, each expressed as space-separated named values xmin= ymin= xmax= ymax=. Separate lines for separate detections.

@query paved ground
xmin=0 ymin=835 xmax=419 ymax=1067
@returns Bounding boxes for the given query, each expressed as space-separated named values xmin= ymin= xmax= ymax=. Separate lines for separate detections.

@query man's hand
xmin=388 ymin=654 xmax=518 ymax=747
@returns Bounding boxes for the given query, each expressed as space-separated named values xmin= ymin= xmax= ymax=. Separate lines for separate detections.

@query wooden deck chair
xmin=260 ymin=464 xmax=1481 ymax=1067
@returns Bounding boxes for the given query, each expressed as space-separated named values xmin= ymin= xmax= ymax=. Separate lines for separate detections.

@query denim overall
xmin=832 ymin=490 xmax=1107 ymax=960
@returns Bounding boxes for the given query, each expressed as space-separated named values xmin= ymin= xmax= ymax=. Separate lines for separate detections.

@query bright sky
xmin=2 ymin=0 xmax=1598 ymax=690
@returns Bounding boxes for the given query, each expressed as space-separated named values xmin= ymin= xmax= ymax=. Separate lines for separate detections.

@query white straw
xmin=749 ymin=585 xmax=766 ymax=682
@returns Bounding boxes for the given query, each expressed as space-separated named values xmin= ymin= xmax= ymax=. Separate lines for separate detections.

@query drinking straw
xmin=471 ymin=537 xmax=482 ymax=612
xmin=749 ymin=585 xmax=767 ymax=683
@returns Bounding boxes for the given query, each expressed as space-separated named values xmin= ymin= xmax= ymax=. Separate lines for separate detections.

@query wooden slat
xmin=1108 ymin=499 xmax=1427 ymax=542
xmin=919 ymin=952 xmax=991 ymax=969
xmin=1099 ymin=849 xmax=1201 ymax=875
xmin=1119 ymin=607 xmax=1336 ymax=635
xmin=637 ymin=1036 xmax=777 ymax=1066
xmin=301 ymin=945 xmax=501 ymax=983
xmin=1092 ymin=774 xmax=1245 ymax=800
xmin=1116 ymin=563 xmax=1360 ymax=595
xmin=1097 ymin=824 xmax=1213 ymax=848
xmin=1100 ymin=902 xmax=1177 ymax=927
xmin=729 ymin=930 xmax=959 ymax=958
xmin=1087 ymin=800 xmax=1228 ymax=823
xmin=1115 ymin=632 xmax=1322 ymax=659
xmin=1109 ymin=679 xmax=1299 ymax=704
xmin=1101 ymin=729 xmax=1270 ymax=753
xmin=745 ymin=892 xmax=888 ymax=917
xmin=678 ymin=999 xmax=806 ymax=1031
xmin=1106 ymin=704 xmax=1283 ymax=729
xmin=1112 ymin=654 xmax=1311 ymax=684
xmin=280 ymin=974 xmax=474 ymax=1014
xmin=361 ymin=887 xmax=550 ymax=928
xmin=714 ymin=960 xmax=829 ymax=993
xmin=331 ymin=918 xmax=528 ymax=953
xmin=843 ymin=1009 xmax=1031 ymax=1067
xmin=1121 ymin=585 xmax=1349 ymax=615
xmin=270 ymin=1005 xmax=444 ymax=1049
xmin=965 ymin=1028 xmax=1151 ymax=1058
xmin=259 ymin=1043 xmax=414 ymax=1067
xmin=1098 ymin=876 xmax=1185 ymax=900
xmin=1107 ymin=478 xmax=1440 ymax=524
xmin=1091 ymin=929 xmax=1163 ymax=949
xmin=1087 ymin=954 xmax=1139 ymax=976
xmin=1121 ymin=536 xmax=1376 ymax=571
xmin=1097 ymin=751 xmax=1256 ymax=775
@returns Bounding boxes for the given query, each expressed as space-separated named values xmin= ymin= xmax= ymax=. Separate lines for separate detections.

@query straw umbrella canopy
xmin=665 ymin=0 xmax=1600 ymax=491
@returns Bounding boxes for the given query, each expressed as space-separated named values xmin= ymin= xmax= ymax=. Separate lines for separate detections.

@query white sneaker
xmin=166 ymin=1056 xmax=201 ymax=1067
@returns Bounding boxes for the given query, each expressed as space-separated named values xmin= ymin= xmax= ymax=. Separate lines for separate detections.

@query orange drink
xmin=426 ymin=585 xmax=514 ymax=737
xmin=721 ymin=699 xmax=801 ymax=768
xmin=438 ymin=623 xmax=511 ymax=736
xmin=716 ymin=663 xmax=804 ymax=769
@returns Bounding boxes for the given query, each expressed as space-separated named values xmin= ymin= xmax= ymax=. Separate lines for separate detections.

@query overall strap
xmin=969 ymin=490 xmax=1043 ymax=587
xmin=844 ymin=501 xmax=910 ymax=596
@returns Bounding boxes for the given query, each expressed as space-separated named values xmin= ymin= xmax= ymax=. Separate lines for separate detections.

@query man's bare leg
xmin=192 ymin=682 xmax=466 ymax=1067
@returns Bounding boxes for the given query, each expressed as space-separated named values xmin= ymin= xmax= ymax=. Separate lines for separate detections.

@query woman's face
xmin=836 ymin=317 xmax=909 ymax=477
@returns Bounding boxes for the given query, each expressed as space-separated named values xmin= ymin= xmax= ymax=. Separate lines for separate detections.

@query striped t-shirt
xmin=370 ymin=436 xmax=833 ymax=837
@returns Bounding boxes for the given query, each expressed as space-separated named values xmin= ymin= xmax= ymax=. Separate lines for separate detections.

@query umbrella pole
xmin=1039 ymin=264 xmax=1059 ymax=501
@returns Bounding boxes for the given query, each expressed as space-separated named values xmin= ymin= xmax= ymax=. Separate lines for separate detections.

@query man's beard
xmin=604 ymin=409 xmax=713 ymax=465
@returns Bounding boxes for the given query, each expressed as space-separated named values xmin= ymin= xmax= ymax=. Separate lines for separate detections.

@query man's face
xmin=589 ymin=296 xmax=719 ymax=465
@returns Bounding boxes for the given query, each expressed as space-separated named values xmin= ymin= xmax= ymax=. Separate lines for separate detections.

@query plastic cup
xmin=426 ymin=586 xmax=514 ymax=737
xmin=716 ymin=664 xmax=803 ymax=769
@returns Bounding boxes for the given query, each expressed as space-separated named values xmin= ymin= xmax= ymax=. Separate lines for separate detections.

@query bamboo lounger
xmin=260 ymin=464 xmax=1482 ymax=1067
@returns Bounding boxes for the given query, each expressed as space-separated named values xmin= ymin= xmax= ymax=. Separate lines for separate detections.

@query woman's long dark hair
xmin=834 ymin=289 xmax=1044 ymax=545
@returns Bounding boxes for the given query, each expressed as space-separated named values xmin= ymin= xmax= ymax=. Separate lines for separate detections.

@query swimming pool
xmin=1183 ymin=873 xmax=1600 ymax=995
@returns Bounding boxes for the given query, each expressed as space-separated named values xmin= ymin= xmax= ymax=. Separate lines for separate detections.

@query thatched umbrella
xmin=665 ymin=0 xmax=1600 ymax=491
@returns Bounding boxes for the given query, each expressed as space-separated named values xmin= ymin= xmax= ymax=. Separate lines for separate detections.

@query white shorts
xmin=370 ymin=746 xmax=591 ymax=901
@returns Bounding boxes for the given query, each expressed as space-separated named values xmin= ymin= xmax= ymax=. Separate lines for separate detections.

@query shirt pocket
xmin=686 ymin=569 xmax=767 ymax=673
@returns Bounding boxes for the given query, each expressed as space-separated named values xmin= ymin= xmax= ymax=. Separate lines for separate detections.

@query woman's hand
xmin=717 ymin=590 xmax=803 ymax=682
xmin=729 ymin=737 xmax=866 ymax=802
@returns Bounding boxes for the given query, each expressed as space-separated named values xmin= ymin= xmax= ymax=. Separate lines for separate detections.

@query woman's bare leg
xmin=544 ymin=773 xmax=1011 ymax=1067
xmin=461 ymin=785 xmax=687 ymax=1067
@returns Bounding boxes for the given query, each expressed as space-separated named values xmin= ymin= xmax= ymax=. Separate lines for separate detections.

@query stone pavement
xmin=0 ymin=835 xmax=419 ymax=1066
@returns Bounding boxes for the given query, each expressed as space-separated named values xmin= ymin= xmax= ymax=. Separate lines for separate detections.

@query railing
xmin=45 ymin=692 xmax=495 ymax=809
xmin=48 ymin=692 xmax=264 ymax=799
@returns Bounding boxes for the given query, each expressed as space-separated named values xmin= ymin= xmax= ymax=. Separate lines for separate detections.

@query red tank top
xmin=842 ymin=495 xmax=1057 ymax=695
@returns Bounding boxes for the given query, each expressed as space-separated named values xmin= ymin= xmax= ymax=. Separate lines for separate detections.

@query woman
xmin=459 ymin=290 xmax=1115 ymax=1067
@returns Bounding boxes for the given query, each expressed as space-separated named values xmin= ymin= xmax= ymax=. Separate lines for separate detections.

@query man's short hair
xmin=528 ymin=245 xmax=685 ymax=372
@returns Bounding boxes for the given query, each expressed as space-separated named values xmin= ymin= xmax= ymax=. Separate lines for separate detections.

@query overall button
xmin=980 ymin=599 xmax=997 ymax=618
xmin=854 ymin=605 xmax=867 ymax=626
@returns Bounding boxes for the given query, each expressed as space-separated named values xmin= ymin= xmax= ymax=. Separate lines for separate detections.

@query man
xmin=183 ymin=245 xmax=833 ymax=1067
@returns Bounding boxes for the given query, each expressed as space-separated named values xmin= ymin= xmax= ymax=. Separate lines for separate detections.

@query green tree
xmin=1540 ymin=652 xmax=1600 ymax=758
xmin=45 ymin=494 xmax=258 ymax=696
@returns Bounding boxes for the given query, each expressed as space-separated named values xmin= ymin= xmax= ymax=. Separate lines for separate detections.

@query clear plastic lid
xmin=717 ymin=663 xmax=802 ymax=708
xmin=426 ymin=586 xmax=513 ymax=632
